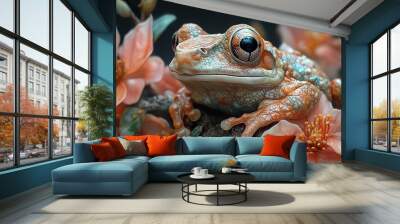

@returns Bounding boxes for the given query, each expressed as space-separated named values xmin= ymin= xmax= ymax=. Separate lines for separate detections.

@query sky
xmin=0 ymin=0 xmax=89 ymax=75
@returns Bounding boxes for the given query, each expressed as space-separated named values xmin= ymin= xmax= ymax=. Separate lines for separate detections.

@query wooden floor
xmin=1 ymin=162 xmax=400 ymax=224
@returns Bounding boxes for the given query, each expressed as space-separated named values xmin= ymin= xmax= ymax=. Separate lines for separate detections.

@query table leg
xmin=217 ymin=184 xmax=219 ymax=206
xmin=245 ymin=183 xmax=247 ymax=201
xmin=187 ymin=184 xmax=190 ymax=202
xmin=195 ymin=184 xmax=198 ymax=192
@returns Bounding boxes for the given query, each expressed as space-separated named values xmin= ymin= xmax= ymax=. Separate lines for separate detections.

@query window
xmin=0 ymin=71 xmax=6 ymax=85
xmin=28 ymin=67 xmax=34 ymax=80
xmin=35 ymin=83 xmax=40 ymax=95
xmin=42 ymin=85 xmax=46 ymax=97
xmin=74 ymin=17 xmax=90 ymax=70
xmin=0 ymin=35 xmax=13 ymax=113
xmin=371 ymin=23 xmax=400 ymax=154
xmin=0 ymin=0 xmax=91 ymax=170
xmin=28 ymin=81 xmax=34 ymax=94
xmin=0 ymin=0 xmax=14 ymax=31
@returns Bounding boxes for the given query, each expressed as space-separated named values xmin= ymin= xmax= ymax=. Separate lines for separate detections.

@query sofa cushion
xmin=260 ymin=135 xmax=296 ymax=159
xmin=236 ymin=155 xmax=293 ymax=172
xmin=147 ymin=134 xmax=177 ymax=157
xmin=91 ymin=142 xmax=118 ymax=161
xmin=235 ymin=137 xmax=263 ymax=155
xmin=53 ymin=158 xmax=147 ymax=183
xmin=149 ymin=154 xmax=235 ymax=172
xmin=178 ymin=137 xmax=235 ymax=155
xmin=101 ymin=137 xmax=127 ymax=158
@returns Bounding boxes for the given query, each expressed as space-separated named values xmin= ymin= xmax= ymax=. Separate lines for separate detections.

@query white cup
xmin=191 ymin=167 xmax=202 ymax=176
xmin=221 ymin=167 xmax=232 ymax=174
xmin=200 ymin=169 xmax=208 ymax=176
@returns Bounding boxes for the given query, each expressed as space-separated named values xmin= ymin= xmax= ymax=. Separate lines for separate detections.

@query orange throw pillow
xmin=146 ymin=134 xmax=177 ymax=157
xmin=101 ymin=137 xmax=126 ymax=158
xmin=260 ymin=135 xmax=296 ymax=159
xmin=124 ymin=135 xmax=148 ymax=141
xmin=91 ymin=142 xmax=117 ymax=161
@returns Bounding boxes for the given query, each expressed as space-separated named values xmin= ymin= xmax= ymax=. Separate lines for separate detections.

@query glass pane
xmin=391 ymin=72 xmax=400 ymax=118
xmin=20 ymin=0 xmax=49 ymax=49
xmin=75 ymin=120 xmax=88 ymax=143
xmin=74 ymin=18 xmax=89 ymax=70
xmin=391 ymin=120 xmax=400 ymax=153
xmin=53 ymin=59 xmax=72 ymax=117
xmin=20 ymin=44 xmax=49 ymax=115
xmin=74 ymin=69 xmax=89 ymax=118
xmin=53 ymin=0 xmax=72 ymax=60
xmin=0 ymin=0 xmax=14 ymax=31
xmin=0 ymin=116 xmax=14 ymax=170
xmin=20 ymin=117 xmax=49 ymax=165
xmin=53 ymin=119 xmax=72 ymax=157
xmin=372 ymin=33 xmax=387 ymax=76
xmin=372 ymin=76 xmax=387 ymax=119
xmin=0 ymin=35 xmax=14 ymax=112
xmin=372 ymin=121 xmax=388 ymax=151
xmin=391 ymin=24 xmax=400 ymax=70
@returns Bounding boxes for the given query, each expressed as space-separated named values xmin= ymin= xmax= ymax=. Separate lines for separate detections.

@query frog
xmin=168 ymin=23 xmax=341 ymax=137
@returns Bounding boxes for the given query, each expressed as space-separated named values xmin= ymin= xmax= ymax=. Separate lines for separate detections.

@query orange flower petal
xmin=128 ymin=56 xmax=165 ymax=83
xmin=116 ymin=82 xmax=127 ymax=106
xmin=151 ymin=67 xmax=184 ymax=94
xmin=118 ymin=16 xmax=153 ymax=76
xmin=122 ymin=79 xmax=145 ymax=105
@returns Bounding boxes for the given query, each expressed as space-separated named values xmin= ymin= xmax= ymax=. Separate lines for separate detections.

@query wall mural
xmin=115 ymin=0 xmax=342 ymax=163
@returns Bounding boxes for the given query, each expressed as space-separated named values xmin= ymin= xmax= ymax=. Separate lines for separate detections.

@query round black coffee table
xmin=177 ymin=173 xmax=255 ymax=206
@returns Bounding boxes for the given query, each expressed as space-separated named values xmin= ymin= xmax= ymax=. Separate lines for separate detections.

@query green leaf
xmin=79 ymin=84 xmax=113 ymax=140
xmin=191 ymin=125 xmax=203 ymax=137
xmin=119 ymin=107 xmax=145 ymax=135
xmin=153 ymin=14 xmax=176 ymax=42
xmin=116 ymin=0 xmax=132 ymax=18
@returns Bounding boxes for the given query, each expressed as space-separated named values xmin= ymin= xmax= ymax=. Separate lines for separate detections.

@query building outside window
xmin=371 ymin=22 xmax=400 ymax=154
xmin=28 ymin=81 xmax=34 ymax=94
xmin=0 ymin=54 xmax=7 ymax=91
xmin=0 ymin=0 xmax=91 ymax=170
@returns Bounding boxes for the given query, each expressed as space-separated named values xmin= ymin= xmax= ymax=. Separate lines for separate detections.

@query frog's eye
xmin=172 ymin=32 xmax=179 ymax=53
xmin=230 ymin=28 xmax=262 ymax=64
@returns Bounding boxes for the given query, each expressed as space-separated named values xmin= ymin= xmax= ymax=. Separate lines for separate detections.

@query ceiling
xmin=162 ymin=0 xmax=384 ymax=38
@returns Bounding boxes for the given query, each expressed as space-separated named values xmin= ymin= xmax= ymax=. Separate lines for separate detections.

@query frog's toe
xmin=221 ymin=119 xmax=233 ymax=131
xmin=241 ymin=122 xmax=262 ymax=136
xmin=221 ymin=114 xmax=250 ymax=131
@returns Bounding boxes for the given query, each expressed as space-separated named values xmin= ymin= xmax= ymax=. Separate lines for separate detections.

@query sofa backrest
xmin=235 ymin=137 xmax=263 ymax=155
xmin=177 ymin=137 xmax=236 ymax=155
xmin=73 ymin=139 xmax=100 ymax=163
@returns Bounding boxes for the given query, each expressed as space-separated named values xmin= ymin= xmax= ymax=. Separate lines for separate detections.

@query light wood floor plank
xmin=1 ymin=162 xmax=400 ymax=224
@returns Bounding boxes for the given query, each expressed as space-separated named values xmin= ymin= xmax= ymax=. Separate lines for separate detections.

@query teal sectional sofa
xmin=52 ymin=137 xmax=307 ymax=196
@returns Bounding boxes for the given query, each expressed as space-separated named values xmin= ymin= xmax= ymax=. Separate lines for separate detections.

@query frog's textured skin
xmin=169 ymin=23 xmax=341 ymax=136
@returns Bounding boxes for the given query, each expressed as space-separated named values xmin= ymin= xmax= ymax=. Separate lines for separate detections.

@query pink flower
xmin=263 ymin=94 xmax=341 ymax=155
xmin=116 ymin=16 xmax=165 ymax=105
xmin=116 ymin=16 xmax=183 ymax=106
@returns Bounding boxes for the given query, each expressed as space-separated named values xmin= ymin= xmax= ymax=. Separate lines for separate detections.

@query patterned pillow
xmin=118 ymin=137 xmax=147 ymax=156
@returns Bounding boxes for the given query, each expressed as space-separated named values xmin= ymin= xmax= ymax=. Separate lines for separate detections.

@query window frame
xmin=0 ymin=0 xmax=92 ymax=171
xmin=370 ymin=20 xmax=400 ymax=154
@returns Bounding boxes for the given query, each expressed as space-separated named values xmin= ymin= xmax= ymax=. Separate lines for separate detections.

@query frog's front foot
xmin=168 ymin=88 xmax=201 ymax=136
xmin=221 ymin=81 xmax=320 ymax=136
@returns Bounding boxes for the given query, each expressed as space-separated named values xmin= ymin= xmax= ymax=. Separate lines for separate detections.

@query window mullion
xmin=388 ymin=30 xmax=391 ymax=152
xmin=71 ymin=10 xmax=76 ymax=155
xmin=48 ymin=0 xmax=53 ymax=160
xmin=13 ymin=0 xmax=20 ymax=167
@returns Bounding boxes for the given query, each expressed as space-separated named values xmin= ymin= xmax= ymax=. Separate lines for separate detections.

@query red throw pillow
xmin=91 ymin=142 xmax=117 ymax=161
xmin=146 ymin=134 xmax=177 ymax=157
xmin=260 ymin=135 xmax=296 ymax=159
xmin=101 ymin=137 xmax=126 ymax=158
